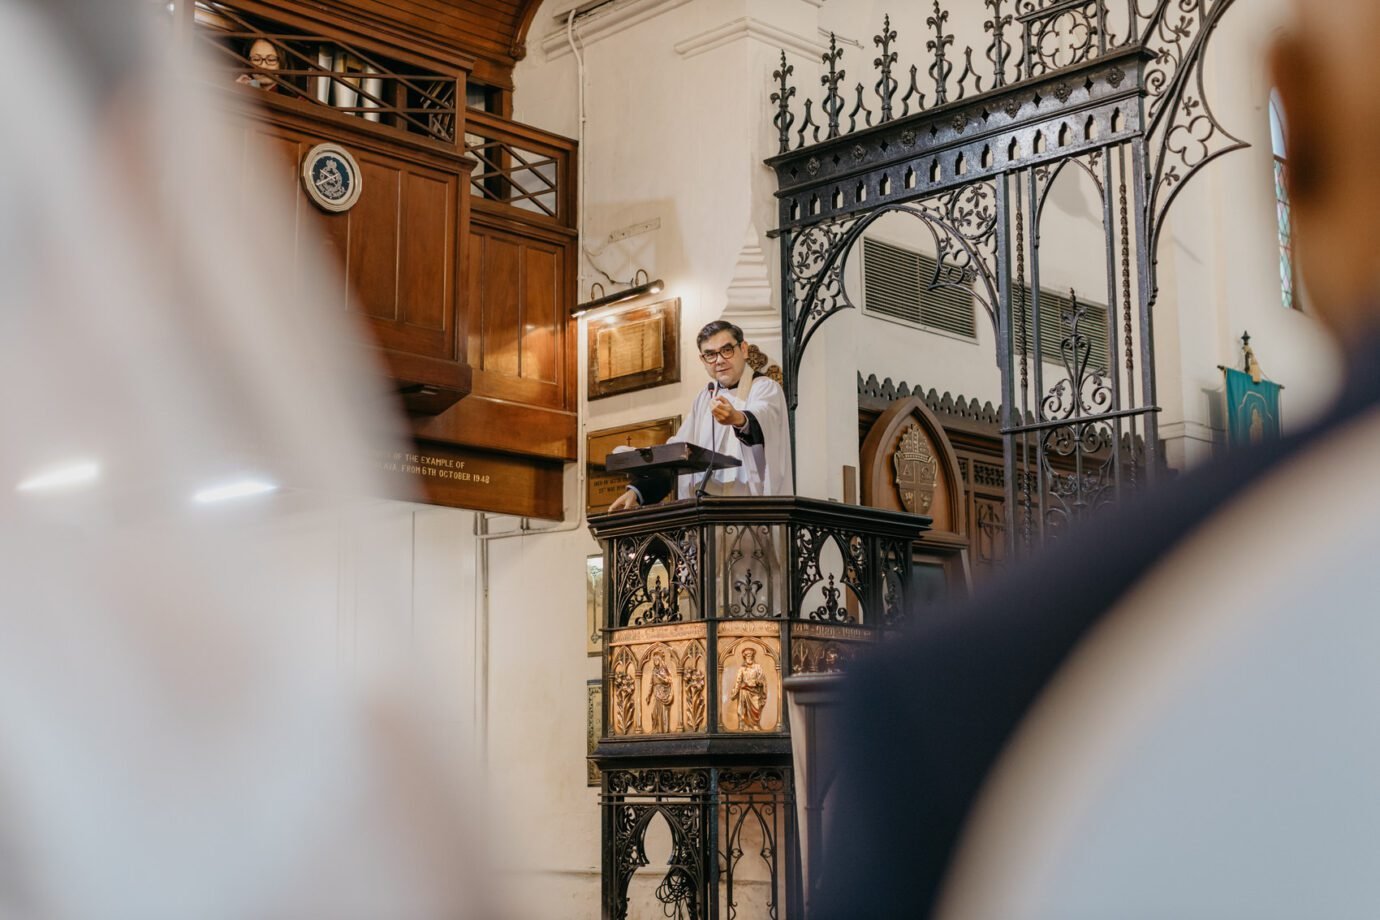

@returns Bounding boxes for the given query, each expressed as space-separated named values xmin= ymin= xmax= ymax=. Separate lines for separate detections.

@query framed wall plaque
xmin=588 ymin=298 xmax=681 ymax=400
xmin=586 ymin=554 xmax=604 ymax=657
xmin=586 ymin=679 xmax=603 ymax=787
xmin=586 ymin=416 xmax=682 ymax=516
xmin=375 ymin=440 xmax=563 ymax=519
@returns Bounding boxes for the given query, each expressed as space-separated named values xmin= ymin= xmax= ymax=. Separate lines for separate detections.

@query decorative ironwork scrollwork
xmin=723 ymin=524 xmax=779 ymax=619
xmin=608 ymin=801 xmax=706 ymax=920
xmin=771 ymin=52 xmax=796 ymax=155
xmin=718 ymin=769 xmax=790 ymax=920
xmin=606 ymin=769 xmax=713 ymax=797
xmin=1021 ymin=0 xmax=1103 ymax=79
xmin=793 ymin=526 xmax=868 ymax=624
xmin=1033 ymin=292 xmax=1119 ymax=531
xmin=879 ymin=538 xmax=909 ymax=627
xmin=874 ymin=15 xmax=899 ymax=123
xmin=734 ymin=571 xmax=762 ymax=611
xmin=771 ymin=3 xmax=1150 ymax=151
xmin=926 ymin=1 xmax=956 ymax=106
xmin=786 ymin=195 xmax=1000 ymax=410
xmin=985 ymin=0 xmax=1016 ymax=87
xmin=789 ymin=216 xmax=860 ymax=328
xmin=768 ymin=0 xmax=1243 ymax=553
xmin=655 ymin=805 xmax=704 ymax=919
xmin=1141 ymin=0 xmax=1247 ymax=254
xmin=808 ymin=574 xmax=845 ymax=623
xmin=613 ymin=531 xmax=700 ymax=627
xmin=821 ymin=34 xmax=847 ymax=141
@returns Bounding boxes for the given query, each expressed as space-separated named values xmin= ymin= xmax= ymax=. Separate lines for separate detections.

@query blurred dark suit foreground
xmin=816 ymin=3 xmax=1380 ymax=918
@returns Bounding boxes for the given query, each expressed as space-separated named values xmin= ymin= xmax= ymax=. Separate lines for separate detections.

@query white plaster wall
xmin=253 ymin=499 xmax=482 ymax=763
xmin=485 ymin=523 xmax=604 ymax=915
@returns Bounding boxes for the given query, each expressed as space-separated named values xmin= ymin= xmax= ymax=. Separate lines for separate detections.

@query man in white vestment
xmin=609 ymin=321 xmax=793 ymax=510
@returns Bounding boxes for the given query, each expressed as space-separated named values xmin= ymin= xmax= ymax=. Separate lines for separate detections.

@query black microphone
xmin=695 ymin=381 xmax=721 ymax=499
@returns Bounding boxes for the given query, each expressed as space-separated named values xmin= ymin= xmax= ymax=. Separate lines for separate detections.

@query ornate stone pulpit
xmin=588 ymin=497 xmax=930 ymax=919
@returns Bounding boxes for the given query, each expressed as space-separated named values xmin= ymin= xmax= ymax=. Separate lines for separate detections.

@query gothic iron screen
xmin=769 ymin=0 xmax=1244 ymax=554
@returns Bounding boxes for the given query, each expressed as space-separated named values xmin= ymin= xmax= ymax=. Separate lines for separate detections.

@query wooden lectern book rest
xmin=604 ymin=442 xmax=742 ymax=476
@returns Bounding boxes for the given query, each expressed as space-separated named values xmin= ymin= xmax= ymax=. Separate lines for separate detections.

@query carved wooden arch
xmin=510 ymin=0 xmax=545 ymax=60
xmin=860 ymin=396 xmax=966 ymax=539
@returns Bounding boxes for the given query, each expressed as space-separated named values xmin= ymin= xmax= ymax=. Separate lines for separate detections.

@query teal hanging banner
xmin=1224 ymin=367 xmax=1282 ymax=447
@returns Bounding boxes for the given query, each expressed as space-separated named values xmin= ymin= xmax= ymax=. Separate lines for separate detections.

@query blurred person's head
xmin=1272 ymin=0 xmax=1380 ymax=338
xmin=0 ymin=2 xmax=494 ymax=917
xmin=23 ymin=0 xmax=148 ymax=100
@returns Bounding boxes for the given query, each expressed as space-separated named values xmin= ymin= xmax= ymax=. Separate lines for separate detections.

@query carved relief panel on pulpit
xmin=717 ymin=628 xmax=783 ymax=733
xmin=607 ymin=624 xmax=709 ymax=737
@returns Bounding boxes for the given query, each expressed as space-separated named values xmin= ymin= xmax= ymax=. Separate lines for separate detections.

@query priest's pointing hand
xmin=711 ymin=396 xmax=747 ymax=429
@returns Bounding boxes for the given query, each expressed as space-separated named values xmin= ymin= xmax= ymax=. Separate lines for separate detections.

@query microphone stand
xmin=695 ymin=381 xmax=720 ymax=499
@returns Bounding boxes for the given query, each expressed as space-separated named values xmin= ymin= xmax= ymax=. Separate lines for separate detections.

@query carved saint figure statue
xmin=731 ymin=647 xmax=768 ymax=731
xmin=645 ymin=652 xmax=674 ymax=733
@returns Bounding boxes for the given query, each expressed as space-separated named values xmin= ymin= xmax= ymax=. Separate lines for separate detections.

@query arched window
xmin=1270 ymin=91 xmax=1295 ymax=310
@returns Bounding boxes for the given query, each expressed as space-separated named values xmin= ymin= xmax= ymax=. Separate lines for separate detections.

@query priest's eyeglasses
xmin=699 ymin=343 xmax=741 ymax=364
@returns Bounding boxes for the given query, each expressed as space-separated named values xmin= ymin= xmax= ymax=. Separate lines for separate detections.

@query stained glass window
xmin=1270 ymin=91 xmax=1295 ymax=310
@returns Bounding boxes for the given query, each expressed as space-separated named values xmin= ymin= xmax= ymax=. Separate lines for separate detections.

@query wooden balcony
xmin=187 ymin=0 xmax=579 ymax=517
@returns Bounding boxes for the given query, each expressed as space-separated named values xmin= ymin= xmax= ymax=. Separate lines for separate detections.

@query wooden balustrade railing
xmin=196 ymin=2 xmax=462 ymax=146
xmin=464 ymin=109 xmax=576 ymax=228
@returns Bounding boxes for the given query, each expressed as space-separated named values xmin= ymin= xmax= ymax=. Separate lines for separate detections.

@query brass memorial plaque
xmin=586 ymin=555 xmax=605 ymax=657
xmin=596 ymin=316 xmax=664 ymax=380
xmin=374 ymin=439 xmax=562 ymax=519
xmin=587 ymin=679 xmax=603 ymax=786
xmin=586 ymin=416 xmax=681 ymax=516
xmin=588 ymin=298 xmax=681 ymax=400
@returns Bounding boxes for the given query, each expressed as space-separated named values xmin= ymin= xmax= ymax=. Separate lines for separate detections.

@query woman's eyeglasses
xmin=699 ymin=343 xmax=741 ymax=364
xmin=249 ymin=54 xmax=280 ymax=67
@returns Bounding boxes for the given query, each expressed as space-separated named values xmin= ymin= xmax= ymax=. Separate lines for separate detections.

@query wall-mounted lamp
xmin=571 ymin=269 xmax=664 ymax=318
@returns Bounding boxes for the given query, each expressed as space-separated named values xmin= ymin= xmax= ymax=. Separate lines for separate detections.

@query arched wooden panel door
xmin=860 ymin=396 xmax=972 ymax=607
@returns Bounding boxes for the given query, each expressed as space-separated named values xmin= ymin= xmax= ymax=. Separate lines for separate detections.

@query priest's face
xmin=699 ymin=330 xmax=748 ymax=388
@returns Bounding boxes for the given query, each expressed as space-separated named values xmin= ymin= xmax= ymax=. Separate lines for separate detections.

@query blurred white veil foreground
xmin=0 ymin=2 xmax=493 ymax=917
